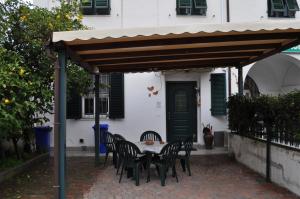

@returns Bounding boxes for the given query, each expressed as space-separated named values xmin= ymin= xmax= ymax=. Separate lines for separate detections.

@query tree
xmin=0 ymin=0 xmax=92 ymax=158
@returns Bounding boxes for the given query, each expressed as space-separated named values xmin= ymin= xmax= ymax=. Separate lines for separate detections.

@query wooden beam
xmin=69 ymin=32 xmax=300 ymax=51
xmin=80 ymin=43 xmax=281 ymax=60
xmin=65 ymin=46 xmax=93 ymax=73
xmin=240 ymin=39 xmax=300 ymax=66
xmin=85 ymin=51 xmax=263 ymax=65
xmin=76 ymin=39 xmax=285 ymax=55
xmin=98 ymin=57 xmax=247 ymax=72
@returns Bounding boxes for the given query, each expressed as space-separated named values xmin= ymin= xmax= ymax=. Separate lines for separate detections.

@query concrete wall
xmin=229 ymin=134 xmax=300 ymax=196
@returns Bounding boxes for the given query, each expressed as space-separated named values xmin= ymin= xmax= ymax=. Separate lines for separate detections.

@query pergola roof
xmin=52 ymin=20 xmax=300 ymax=73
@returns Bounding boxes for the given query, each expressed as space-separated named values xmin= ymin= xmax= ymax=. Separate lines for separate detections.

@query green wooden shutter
xmin=95 ymin=0 xmax=109 ymax=8
xmin=211 ymin=73 xmax=226 ymax=116
xmin=286 ymin=0 xmax=299 ymax=11
xmin=109 ymin=73 xmax=124 ymax=119
xmin=271 ymin=0 xmax=285 ymax=11
xmin=194 ymin=0 xmax=207 ymax=8
xmin=67 ymin=88 xmax=82 ymax=119
xmin=178 ymin=0 xmax=192 ymax=8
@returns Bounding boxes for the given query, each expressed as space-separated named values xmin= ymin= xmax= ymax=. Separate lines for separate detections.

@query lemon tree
xmin=0 ymin=0 xmax=91 ymax=159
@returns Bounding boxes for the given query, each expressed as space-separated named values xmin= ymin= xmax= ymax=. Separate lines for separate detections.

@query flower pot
xmin=203 ymin=134 xmax=214 ymax=149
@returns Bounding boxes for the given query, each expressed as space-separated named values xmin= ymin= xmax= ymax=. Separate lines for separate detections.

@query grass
xmin=0 ymin=157 xmax=24 ymax=172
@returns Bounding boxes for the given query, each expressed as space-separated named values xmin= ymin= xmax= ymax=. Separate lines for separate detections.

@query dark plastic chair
xmin=118 ymin=140 xmax=146 ymax=186
xmin=153 ymin=141 xmax=181 ymax=186
xmin=104 ymin=132 xmax=116 ymax=166
xmin=114 ymin=134 xmax=126 ymax=141
xmin=140 ymin=131 xmax=162 ymax=142
xmin=177 ymin=136 xmax=193 ymax=176
xmin=114 ymin=134 xmax=126 ymax=175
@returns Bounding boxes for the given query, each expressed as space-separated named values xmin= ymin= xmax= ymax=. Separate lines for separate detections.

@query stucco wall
xmin=47 ymin=70 xmax=229 ymax=147
xmin=229 ymin=134 xmax=300 ymax=196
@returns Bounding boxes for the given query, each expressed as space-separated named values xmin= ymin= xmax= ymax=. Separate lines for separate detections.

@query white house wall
xmin=33 ymin=0 xmax=300 ymax=148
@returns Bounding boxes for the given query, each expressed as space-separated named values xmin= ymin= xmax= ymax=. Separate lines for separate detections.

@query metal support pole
xmin=54 ymin=49 xmax=66 ymax=199
xmin=237 ymin=67 xmax=243 ymax=96
xmin=95 ymin=73 xmax=100 ymax=166
xmin=226 ymin=0 xmax=232 ymax=97
xmin=266 ymin=125 xmax=271 ymax=182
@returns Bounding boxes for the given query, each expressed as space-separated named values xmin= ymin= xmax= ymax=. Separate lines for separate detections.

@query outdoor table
xmin=135 ymin=141 xmax=167 ymax=182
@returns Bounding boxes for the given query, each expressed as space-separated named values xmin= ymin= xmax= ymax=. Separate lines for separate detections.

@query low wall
xmin=229 ymin=134 xmax=300 ymax=196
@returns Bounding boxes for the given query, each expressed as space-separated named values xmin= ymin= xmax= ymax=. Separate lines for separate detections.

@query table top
xmin=135 ymin=141 xmax=166 ymax=154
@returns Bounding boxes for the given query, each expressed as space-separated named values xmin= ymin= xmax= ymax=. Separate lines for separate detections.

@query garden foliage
xmin=228 ymin=91 xmax=300 ymax=141
xmin=0 ymin=0 xmax=91 ymax=159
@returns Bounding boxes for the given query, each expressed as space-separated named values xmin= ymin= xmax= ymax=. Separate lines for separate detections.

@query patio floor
xmin=0 ymin=155 xmax=299 ymax=199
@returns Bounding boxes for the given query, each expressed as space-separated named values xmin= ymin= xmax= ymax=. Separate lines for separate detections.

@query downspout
xmin=226 ymin=0 xmax=232 ymax=97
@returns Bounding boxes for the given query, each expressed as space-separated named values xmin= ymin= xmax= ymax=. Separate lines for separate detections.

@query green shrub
xmin=228 ymin=91 xmax=300 ymax=141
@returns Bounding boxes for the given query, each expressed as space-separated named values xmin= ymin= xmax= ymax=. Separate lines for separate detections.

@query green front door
xmin=166 ymin=82 xmax=197 ymax=142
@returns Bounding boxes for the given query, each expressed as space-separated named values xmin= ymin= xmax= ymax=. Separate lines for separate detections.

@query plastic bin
xmin=34 ymin=126 xmax=52 ymax=152
xmin=93 ymin=124 xmax=109 ymax=153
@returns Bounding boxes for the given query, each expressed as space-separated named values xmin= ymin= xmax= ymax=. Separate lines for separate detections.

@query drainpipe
xmin=237 ymin=66 xmax=243 ymax=96
xmin=226 ymin=0 xmax=232 ymax=97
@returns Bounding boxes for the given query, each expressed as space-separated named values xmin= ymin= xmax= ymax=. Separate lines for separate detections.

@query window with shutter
xmin=109 ymin=73 xmax=124 ymax=119
xmin=286 ymin=0 xmax=300 ymax=11
xmin=82 ymin=74 xmax=110 ymax=118
xmin=268 ymin=0 xmax=299 ymax=17
xmin=81 ymin=73 xmax=124 ymax=119
xmin=210 ymin=73 xmax=226 ymax=116
xmin=81 ymin=0 xmax=110 ymax=15
xmin=177 ymin=0 xmax=207 ymax=15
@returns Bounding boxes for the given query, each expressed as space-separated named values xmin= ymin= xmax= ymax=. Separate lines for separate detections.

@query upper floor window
xmin=81 ymin=0 xmax=110 ymax=15
xmin=176 ymin=0 xmax=207 ymax=16
xmin=268 ymin=0 xmax=299 ymax=18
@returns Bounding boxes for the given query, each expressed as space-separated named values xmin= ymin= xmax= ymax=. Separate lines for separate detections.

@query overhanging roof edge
xmin=52 ymin=20 xmax=300 ymax=43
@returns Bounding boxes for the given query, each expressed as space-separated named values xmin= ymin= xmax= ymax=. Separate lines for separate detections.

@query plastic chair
xmin=153 ymin=141 xmax=181 ymax=186
xmin=114 ymin=134 xmax=126 ymax=141
xmin=118 ymin=140 xmax=146 ymax=186
xmin=114 ymin=134 xmax=126 ymax=175
xmin=140 ymin=131 xmax=162 ymax=142
xmin=104 ymin=132 xmax=116 ymax=166
xmin=177 ymin=136 xmax=193 ymax=176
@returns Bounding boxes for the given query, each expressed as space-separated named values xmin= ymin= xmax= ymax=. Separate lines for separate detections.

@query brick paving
xmin=0 ymin=155 xmax=299 ymax=199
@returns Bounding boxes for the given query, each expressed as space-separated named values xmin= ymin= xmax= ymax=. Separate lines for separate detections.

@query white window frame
xmin=82 ymin=74 xmax=110 ymax=119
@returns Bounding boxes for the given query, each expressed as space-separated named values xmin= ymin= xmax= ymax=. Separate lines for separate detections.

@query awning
xmin=52 ymin=20 xmax=300 ymax=73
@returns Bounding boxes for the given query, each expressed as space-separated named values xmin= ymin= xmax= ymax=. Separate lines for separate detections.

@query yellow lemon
xmin=19 ymin=68 xmax=25 ymax=76
xmin=65 ymin=14 xmax=70 ymax=19
xmin=20 ymin=15 xmax=27 ymax=22
xmin=77 ymin=14 xmax=83 ymax=20
xmin=48 ymin=23 xmax=53 ymax=30
xmin=4 ymin=99 xmax=11 ymax=105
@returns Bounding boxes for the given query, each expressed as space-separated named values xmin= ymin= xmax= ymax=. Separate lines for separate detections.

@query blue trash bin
xmin=34 ymin=126 xmax=52 ymax=152
xmin=93 ymin=124 xmax=109 ymax=153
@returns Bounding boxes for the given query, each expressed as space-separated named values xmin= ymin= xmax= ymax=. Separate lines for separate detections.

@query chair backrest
xmin=114 ymin=134 xmax=126 ymax=141
xmin=140 ymin=131 xmax=162 ymax=141
xmin=105 ymin=132 xmax=115 ymax=151
xmin=160 ymin=141 xmax=181 ymax=167
xmin=114 ymin=134 xmax=126 ymax=154
xmin=122 ymin=140 xmax=142 ymax=161
xmin=183 ymin=136 xmax=193 ymax=157
xmin=117 ymin=140 xmax=127 ymax=158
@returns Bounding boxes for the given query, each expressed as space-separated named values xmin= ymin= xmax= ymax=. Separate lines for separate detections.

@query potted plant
xmin=202 ymin=124 xmax=213 ymax=149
